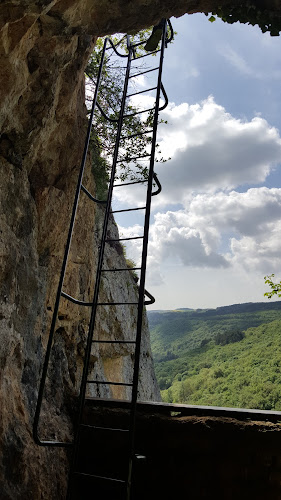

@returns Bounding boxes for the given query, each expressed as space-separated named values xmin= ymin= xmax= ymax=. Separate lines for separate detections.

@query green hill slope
xmin=148 ymin=302 xmax=281 ymax=410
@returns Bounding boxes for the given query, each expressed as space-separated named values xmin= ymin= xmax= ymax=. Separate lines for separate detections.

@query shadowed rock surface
xmin=77 ymin=401 xmax=281 ymax=500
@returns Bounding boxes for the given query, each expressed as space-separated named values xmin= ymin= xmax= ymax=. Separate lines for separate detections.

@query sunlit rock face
xmin=1 ymin=0 xmax=281 ymax=498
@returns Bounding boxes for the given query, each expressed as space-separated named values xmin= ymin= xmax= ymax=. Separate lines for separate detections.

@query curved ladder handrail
xmin=61 ymin=290 xmax=154 ymax=307
xmin=167 ymin=18 xmax=174 ymax=44
xmin=144 ymin=289 xmax=155 ymax=305
xmin=104 ymin=36 xmax=129 ymax=58
xmin=152 ymin=172 xmax=162 ymax=196
xmin=96 ymin=102 xmax=120 ymax=123
xmin=81 ymin=184 xmax=107 ymax=205
xmin=159 ymin=83 xmax=168 ymax=111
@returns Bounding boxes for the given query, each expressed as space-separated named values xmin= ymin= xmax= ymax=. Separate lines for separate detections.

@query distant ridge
xmin=148 ymin=301 xmax=281 ymax=317
xmin=174 ymin=308 xmax=194 ymax=311
xmin=207 ymin=301 xmax=281 ymax=315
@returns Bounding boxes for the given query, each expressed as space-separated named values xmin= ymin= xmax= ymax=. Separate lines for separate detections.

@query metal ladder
xmin=33 ymin=18 xmax=173 ymax=500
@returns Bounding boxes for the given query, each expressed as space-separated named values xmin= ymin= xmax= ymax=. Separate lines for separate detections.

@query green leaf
xmin=208 ymin=15 xmax=216 ymax=23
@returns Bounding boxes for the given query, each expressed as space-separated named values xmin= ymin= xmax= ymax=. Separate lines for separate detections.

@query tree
xmin=178 ymin=380 xmax=192 ymax=402
xmin=264 ymin=274 xmax=281 ymax=299
xmin=214 ymin=329 xmax=245 ymax=346
xmin=85 ymin=29 xmax=169 ymax=189
xmin=166 ymin=387 xmax=173 ymax=403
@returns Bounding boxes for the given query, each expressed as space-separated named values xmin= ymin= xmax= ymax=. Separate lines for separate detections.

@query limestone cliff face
xmin=1 ymin=0 xmax=281 ymax=499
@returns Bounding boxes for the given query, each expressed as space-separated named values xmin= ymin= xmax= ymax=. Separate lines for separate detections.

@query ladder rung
xmin=80 ymin=424 xmax=129 ymax=432
xmin=117 ymin=153 xmax=150 ymax=163
xmin=131 ymin=38 xmax=157 ymax=48
xmin=101 ymin=267 xmax=141 ymax=272
xmin=131 ymin=37 xmax=161 ymax=53
xmin=110 ymin=206 xmax=145 ymax=214
xmin=97 ymin=302 xmax=138 ymax=305
xmin=61 ymin=291 xmax=91 ymax=306
xmin=123 ymin=107 xmax=155 ymax=118
xmin=120 ymin=129 xmax=153 ymax=141
xmin=126 ymin=86 xmax=157 ymax=98
xmin=81 ymin=184 xmax=107 ymax=205
xmin=133 ymin=49 xmax=160 ymax=59
xmin=92 ymin=340 xmax=136 ymax=344
xmin=113 ymin=179 xmax=147 ymax=187
xmin=129 ymin=67 xmax=159 ymax=78
xmin=87 ymin=380 xmax=133 ymax=386
xmin=74 ymin=471 xmax=125 ymax=484
xmin=105 ymin=236 xmax=144 ymax=243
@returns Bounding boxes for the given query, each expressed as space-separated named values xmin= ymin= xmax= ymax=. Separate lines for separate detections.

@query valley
xmin=148 ymin=302 xmax=281 ymax=410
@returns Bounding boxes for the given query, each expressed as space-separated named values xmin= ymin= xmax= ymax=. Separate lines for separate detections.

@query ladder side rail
xmin=33 ymin=37 xmax=109 ymax=447
xmin=67 ymin=41 xmax=134 ymax=496
xmin=126 ymin=20 xmax=168 ymax=499
xmin=167 ymin=18 xmax=174 ymax=43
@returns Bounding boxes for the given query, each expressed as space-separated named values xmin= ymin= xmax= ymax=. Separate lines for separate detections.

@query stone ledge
xmin=81 ymin=399 xmax=281 ymax=500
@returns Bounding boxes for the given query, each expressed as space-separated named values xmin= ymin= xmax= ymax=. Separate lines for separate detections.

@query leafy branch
xmin=86 ymin=31 xmax=170 ymax=188
xmin=264 ymin=274 xmax=281 ymax=299
xmin=207 ymin=2 xmax=281 ymax=36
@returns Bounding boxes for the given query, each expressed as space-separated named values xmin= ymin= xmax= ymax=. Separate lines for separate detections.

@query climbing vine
xmin=207 ymin=2 xmax=281 ymax=36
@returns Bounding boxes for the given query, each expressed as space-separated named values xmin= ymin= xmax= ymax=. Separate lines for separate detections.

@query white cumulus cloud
xmin=119 ymin=188 xmax=281 ymax=284
xmin=156 ymin=96 xmax=281 ymax=204
xmin=114 ymin=96 xmax=281 ymax=209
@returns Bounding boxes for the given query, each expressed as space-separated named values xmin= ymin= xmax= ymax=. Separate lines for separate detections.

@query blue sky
xmin=111 ymin=13 xmax=281 ymax=310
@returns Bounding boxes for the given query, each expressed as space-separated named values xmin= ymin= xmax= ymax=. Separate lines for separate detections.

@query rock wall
xmin=0 ymin=2 xmax=161 ymax=498
xmin=2 ymin=1 xmax=281 ymax=498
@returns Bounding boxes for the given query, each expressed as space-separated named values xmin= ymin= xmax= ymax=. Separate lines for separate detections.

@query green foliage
xmin=214 ymin=329 xmax=245 ymax=346
xmin=148 ymin=302 xmax=281 ymax=410
xmin=160 ymin=320 xmax=281 ymax=410
xmin=207 ymin=2 xmax=281 ymax=36
xmin=264 ymin=274 xmax=281 ymax=299
xmin=119 ymin=243 xmax=139 ymax=282
xmin=148 ymin=303 xmax=281 ymax=363
xmin=200 ymin=338 xmax=210 ymax=348
xmin=125 ymin=257 xmax=139 ymax=282
xmin=158 ymin=376 xmax=173 ymax=390
xmin=89 ymin=135 xmax=109 ymax=200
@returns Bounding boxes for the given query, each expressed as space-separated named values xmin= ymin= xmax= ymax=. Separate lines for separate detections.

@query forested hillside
xmin=148 ymin=303 xmax=281 ymax=410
